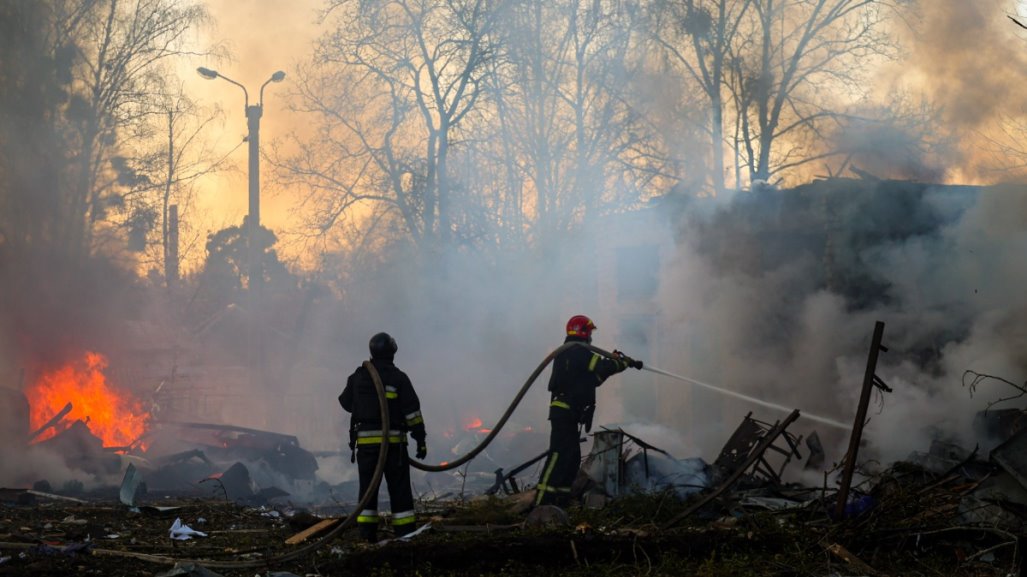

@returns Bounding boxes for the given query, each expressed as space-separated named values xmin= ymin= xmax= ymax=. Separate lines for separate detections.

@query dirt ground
xmin=0 ymin=488 xmax=1020 ymax=577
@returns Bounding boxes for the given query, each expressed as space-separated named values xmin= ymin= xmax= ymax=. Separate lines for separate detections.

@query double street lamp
xmin=196 ymin=66 xmax=285 ymax=293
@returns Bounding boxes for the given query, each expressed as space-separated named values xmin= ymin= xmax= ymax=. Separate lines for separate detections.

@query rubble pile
xmin=2 ymin=408 xmax=1026 ymax=576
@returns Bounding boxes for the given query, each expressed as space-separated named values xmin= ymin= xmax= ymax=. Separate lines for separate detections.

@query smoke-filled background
xmin=1 ymin=0 xmax=1026 ymax=488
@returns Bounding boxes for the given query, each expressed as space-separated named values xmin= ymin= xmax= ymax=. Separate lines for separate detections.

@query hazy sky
xmin=182 ymin=0 xmax=322 ymax=265
xmin=175 ymin=0 xmax=1027 ymax=269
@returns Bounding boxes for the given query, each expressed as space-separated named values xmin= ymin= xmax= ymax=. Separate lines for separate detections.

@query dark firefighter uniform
xmin=339 ymin=332 xmax=427 ymax=542
xmin=536 ymin=316 xmax=639 ymax=507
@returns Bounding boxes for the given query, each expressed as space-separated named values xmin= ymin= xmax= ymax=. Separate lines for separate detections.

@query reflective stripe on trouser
xmin=536 ymin=412 xmax=581 ymax=506
xmin=357 ymin=509 xmax=379 ymax=525
xmin=392 ymin=510 xmax=416 ymax=526
xmin=356 ymin=442 xmax=416 ymax=531
xmin=392 ymin=509 xmax=417 ymax=537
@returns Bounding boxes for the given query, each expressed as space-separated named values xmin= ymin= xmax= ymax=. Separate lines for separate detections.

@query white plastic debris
xmin=396 ymin=522 xmax=431 ymax=541
xmin=169 ymin=518 xmax=208 ymax=540
xmin=373 ymin=522 xmax=432 ymax=546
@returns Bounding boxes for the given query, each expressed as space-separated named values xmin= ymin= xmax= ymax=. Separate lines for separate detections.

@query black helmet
xmin=369 ymin=332 xmax=398 ymax=359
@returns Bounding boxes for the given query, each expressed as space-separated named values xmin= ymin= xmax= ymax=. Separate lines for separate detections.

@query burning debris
xmin=25 ymin=352 xmax=150 ymax=449
xmin=2 ymin=402 xmax=1026 ymax=577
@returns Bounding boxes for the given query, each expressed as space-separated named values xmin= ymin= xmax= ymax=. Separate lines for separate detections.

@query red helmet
xmin=566 ymin=315 xmax=596 ymax=339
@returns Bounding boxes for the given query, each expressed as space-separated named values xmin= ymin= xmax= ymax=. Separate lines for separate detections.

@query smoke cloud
xmin=874 ymin=0 xmax=1027 ymax=179
xmin=655 ymin=183 xmax=1027 ymax=464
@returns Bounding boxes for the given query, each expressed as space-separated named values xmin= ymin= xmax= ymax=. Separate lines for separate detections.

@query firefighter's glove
xmin=416 ymin=443 xmax=427 ymax=460
xmin=613 ymin=350 xmax=642 ymax=371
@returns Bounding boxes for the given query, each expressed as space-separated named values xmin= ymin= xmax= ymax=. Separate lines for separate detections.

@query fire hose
xmin=62 ymin=341 xmax=626 ymax=569
xmin=408 ymin=341 xmax=623 ymax=472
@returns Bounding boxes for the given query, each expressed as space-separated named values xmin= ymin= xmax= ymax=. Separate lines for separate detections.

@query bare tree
xmin=116 ymin=80 xmax=230 ymax=283
xmin=647 ymin=0 xmax=753 ymax=193
xmin=487 ymin=0 xmax=658 ymax=242
xmin=732 ymin=0 xmax=891 ymax=185
xmin=57 ymin=0 xmax=212 ymax=257
xmin=280 ymin=0 xmax=503 ymax=252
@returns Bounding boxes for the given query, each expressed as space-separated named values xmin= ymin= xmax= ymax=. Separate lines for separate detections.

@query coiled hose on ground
xmin=67 ymin=342 xmax=621 ymax=569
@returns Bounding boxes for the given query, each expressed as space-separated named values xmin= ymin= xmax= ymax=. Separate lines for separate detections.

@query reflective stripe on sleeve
xmin=405 ymin=410 xmax=423 ymax=426
xmin=588 ymin=353 xmax=600 ymax=372
xmin=550 ymin=400 xmax=570 ymax=410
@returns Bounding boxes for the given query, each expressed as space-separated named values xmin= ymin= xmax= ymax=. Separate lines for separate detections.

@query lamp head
xmin=270 ymin=70 xmax=286 ymax=83
xmin=196 ymin=67 xmax=218 ymax=80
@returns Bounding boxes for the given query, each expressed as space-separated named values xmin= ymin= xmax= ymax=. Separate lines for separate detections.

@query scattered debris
xmin=990 ymin=425 xmax=1027 ymax=492
xmin=119 ymin=463 xmax=143 ymax=507
xmin=168 ymin=518 xmax=207 ymax=541
xmin=713 ymin=411 xmax=804 ymax=486
xmin=662 ymin=409 xmax=802 ymax=528
xmin=486 ymin=450 xmax=548 ymax=496
xmin=27 ymin=402 xmax=72 ymax=441
xmin=26 ymin=490 xmax=88 ymax=504
xmin=155 ymin=563 xmax=224 ymax=577
xmin=202 ymin=462 xmax=257 ymax=502
xmin=284 ymin=518 xmax=339 ymax=545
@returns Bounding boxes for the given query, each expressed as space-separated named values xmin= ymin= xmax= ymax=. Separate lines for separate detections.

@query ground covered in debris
xmin=2 ymin=458 xmax=1023 ymax=577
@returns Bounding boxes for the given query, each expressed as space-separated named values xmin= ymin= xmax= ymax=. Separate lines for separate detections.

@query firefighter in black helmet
xmin=339 ymin=332 xmax=427 ymax=542
xmin=535 ymin=315 xmax=642 ymax=508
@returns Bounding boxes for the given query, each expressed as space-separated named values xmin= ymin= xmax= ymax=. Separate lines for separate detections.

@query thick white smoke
xmin=657 ymin=184 xmax=1027 ymax=464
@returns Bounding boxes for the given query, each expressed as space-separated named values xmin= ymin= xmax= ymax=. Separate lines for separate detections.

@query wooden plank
xmin=284 ymin=518 xmax=339 ymax=545
xmin=26 ymin=490 xmax=89 ymax=504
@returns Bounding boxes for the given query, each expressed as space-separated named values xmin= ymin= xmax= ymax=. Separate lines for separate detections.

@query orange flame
xmin=25 ymin=352 xmax=150 ymax=448
xmin=465 ymin=417 xmax=483 ymax=430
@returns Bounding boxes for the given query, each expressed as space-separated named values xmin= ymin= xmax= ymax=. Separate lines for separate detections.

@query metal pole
xmin=245 ymin=104 xmax=262 ymax=294
xmin=166 ymin=204 xmax=179 ymax=289
xmin=835 ymin=321 xmax=885 ymax=519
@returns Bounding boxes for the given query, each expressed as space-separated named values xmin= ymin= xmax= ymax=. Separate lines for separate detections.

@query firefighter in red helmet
xmin=339 ymin=332 xmax=427 ymax=542
xmin=535 ymin=315 xmax=642 ymax=507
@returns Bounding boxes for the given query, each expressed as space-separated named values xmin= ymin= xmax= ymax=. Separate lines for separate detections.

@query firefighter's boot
xmin=359 ymin=524 xmax=378 ymax=543
xmin=357 ymin=509 xmax=379 ymax=543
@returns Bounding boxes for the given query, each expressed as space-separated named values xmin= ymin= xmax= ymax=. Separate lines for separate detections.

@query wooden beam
xmin=284 ymin=518 xmax=340 ymax=545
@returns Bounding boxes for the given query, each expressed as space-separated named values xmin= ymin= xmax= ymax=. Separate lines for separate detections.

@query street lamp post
xmin=197 ymin=67 xmax=285 ymax=293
